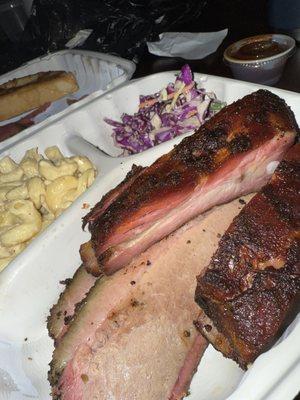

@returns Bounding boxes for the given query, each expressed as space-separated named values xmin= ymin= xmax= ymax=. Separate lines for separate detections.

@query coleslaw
xmin=104 ymin=65 xmax=226 ymax=155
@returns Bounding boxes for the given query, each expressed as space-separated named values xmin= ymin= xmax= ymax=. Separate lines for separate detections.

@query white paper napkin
xmin=147 ymin=29 xmax=228 ymax=60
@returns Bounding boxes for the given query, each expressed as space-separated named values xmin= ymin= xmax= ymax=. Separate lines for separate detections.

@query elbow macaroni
xmin=0 ymin=146 xmax=97 ymax=272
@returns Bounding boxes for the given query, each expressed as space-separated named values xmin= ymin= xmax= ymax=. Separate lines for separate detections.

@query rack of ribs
xmin=195 ymin=144 xmax=300 ymax=369
xmin=82 ymin=89 xmax=298 ymax=277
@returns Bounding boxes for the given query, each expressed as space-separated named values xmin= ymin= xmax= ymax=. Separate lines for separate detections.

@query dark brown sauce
xmin=231 ymin=40 xmax=287 ymax=60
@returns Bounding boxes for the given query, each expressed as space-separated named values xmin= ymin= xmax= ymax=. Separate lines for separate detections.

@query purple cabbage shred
xmin=104 ymin=64 xmax=226 ymax=155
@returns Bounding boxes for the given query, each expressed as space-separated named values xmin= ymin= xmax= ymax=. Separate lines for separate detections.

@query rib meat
xmin=81 ymin=163 xmax=145 ymax=275
xmin=195 ymin=144 xmax=300 ymax=369
xmin=82 ymin=164 xmax=144 ymax=234
xmin=82 ymin=90 xmax=298 ymax=277
xmin=49 ymin=196 xmax=254 ymax=400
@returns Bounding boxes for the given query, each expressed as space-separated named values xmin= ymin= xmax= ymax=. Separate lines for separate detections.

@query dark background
xmin=0 ymin=0 xmax=273 ymax=74
xmin=133 ymin=0 xmax=300 ymax=92
xmin=1 ymin=0 xmax=298 ymax=91
xmin=134 ymin=0 xmax=271 ymax=77
xmin=0 ymin=0 xmax=300 ymax=92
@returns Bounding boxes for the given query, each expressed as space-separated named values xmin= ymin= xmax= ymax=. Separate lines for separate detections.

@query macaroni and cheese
xmin=0 ymin=146 xmax=97 ymax=271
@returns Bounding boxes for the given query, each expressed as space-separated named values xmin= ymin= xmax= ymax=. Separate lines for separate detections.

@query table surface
xmin=133 ymin=37 xmax=300 ymax=94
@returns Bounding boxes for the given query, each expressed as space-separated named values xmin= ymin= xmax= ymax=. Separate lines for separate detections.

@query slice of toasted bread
xmin=0 ymin=71 xmax=79 ymax=121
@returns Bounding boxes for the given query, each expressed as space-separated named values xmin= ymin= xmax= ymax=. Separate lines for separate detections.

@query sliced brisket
xmin=50 ymin=196 xmax=254 ymax=400
xmin=47 ymin=265 xmax=97 ymax=344
xmin=47 ymin=165 xmax=144 ymax=342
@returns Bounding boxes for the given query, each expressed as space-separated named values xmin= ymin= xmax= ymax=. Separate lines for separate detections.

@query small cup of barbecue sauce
xmin=224 ymin=34 xmax=295 ymax=85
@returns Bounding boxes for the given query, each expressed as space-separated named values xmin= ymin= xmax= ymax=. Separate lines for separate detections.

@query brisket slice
xmin=82 ymin=89 xmax=298 ymax=277
xmin=47 ymin=265 xmax=97 ymax=344
xmin=49 ymin=196 xmax=254 ymax=400
xmin=195 ymin=144 xmax=300 ymax=369
xmin=47 ymin=165 xmax=144 ymax=343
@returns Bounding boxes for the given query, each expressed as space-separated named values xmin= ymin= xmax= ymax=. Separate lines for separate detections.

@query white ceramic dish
xmin=0 ymin=49 xmax=135 ymax=150
xmin=0 ymin=72 xmax=299 ymax=400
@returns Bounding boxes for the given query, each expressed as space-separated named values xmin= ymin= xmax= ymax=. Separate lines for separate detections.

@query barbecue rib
xmin=82 ymin=90 xmax=298 ymax=277
xmin=195 ymin=144 xmax=300 ymax=369
xmin=49 ymin=196 xmax=254 ymax=400
xmin=47 ymin=89 xmax=298 ymax=344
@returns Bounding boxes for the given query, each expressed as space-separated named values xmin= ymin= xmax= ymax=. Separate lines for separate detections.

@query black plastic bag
xmin=32 ymin=0 xmax=208 ymax=57
xmin=0 ymin=0 xmax=208 ymax=74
